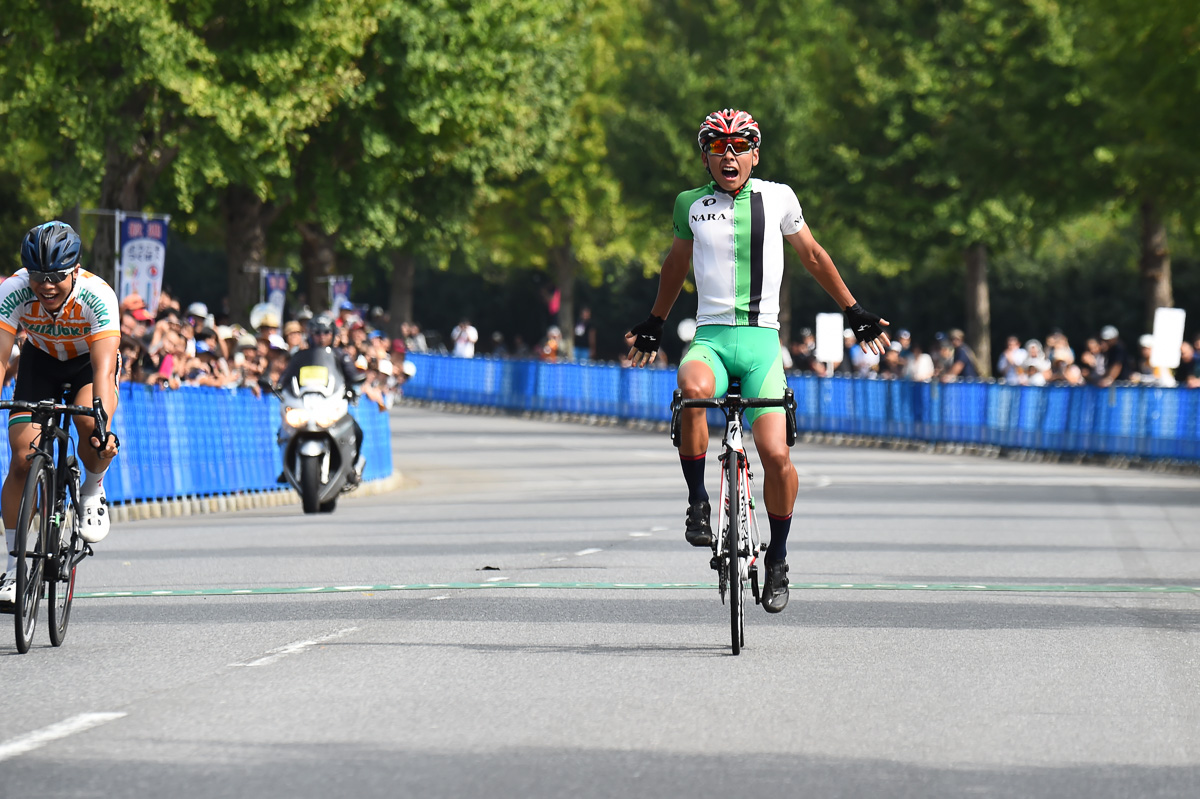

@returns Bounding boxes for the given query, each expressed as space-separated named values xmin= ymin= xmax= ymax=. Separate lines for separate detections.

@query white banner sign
xmin=1150 ymin=307 xmax=1186 ymax=369
xmin=815 ymin=313 xmax=845 ymax=364
xmin=118 ymin=214 xmax=169 ymax=314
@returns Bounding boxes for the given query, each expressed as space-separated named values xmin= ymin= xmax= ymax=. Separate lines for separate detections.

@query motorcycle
xmin=266 ymin=346 xmax=364 ymax=514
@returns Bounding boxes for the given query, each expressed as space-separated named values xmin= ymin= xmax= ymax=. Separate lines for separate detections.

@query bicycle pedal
xmin=84 ymin=544 xmax=94 ymax=557
xmin=709 ymin=555 xmax=721 ymax=571
xmin=750 ymin=566 xmax=761 ymax=604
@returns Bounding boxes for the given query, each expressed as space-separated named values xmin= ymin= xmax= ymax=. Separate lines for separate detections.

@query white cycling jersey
xmin=673 ymin=178 xmax=805 ymax=330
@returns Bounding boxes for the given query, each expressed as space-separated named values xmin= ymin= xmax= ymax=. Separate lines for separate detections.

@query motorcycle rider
xmin=304 ymin=313 xmax=366 ymax=483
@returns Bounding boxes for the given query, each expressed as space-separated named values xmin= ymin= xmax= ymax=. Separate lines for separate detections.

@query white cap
xmin=1100 ymin=325 xmax=1118 ymax=341
xmin=376 ymin=359 xmax=394 ymax=376
xmin=1139 ymin=334 xmax=1154 ymax=348
xmin=187 ymin=302 xmax=208 ymax=318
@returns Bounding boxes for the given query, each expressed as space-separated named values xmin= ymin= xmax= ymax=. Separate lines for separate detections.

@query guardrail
xmin=402 ymin=353 xmax=1200 ymax=463
xmin=0 ymin=384 xmax=395 ymax=504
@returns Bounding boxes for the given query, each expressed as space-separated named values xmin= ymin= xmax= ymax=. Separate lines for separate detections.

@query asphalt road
xmin=2 ymin=403 xmax=1198 ymax=798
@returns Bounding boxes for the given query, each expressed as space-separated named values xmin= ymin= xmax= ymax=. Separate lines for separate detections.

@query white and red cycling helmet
xmin=696 ymin=109 xmax=762 ymax=153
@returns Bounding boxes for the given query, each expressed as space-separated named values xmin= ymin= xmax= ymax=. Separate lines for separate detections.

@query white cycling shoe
xmin=80 ymin=493 xmax=111 ymax=543
xmin=0 ymin=574 xmax=15 ymax=604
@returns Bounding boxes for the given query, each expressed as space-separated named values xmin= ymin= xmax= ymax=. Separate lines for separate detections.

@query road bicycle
xmin=671 ymin=381 xmax=796 ymax=655
xmin=0 ymin=395 xmax=110 ymax=653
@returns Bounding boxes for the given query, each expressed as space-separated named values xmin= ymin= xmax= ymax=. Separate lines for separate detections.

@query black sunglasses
xmin=29 ymin=269 xmax=72 ymax=284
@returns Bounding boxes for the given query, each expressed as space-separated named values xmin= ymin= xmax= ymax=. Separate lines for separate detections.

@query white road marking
xmin=484 ymin=576 xmax=509 ymax=582
xmin=628 ymin=532 xmax=652 ymax=538
xmin=575 ymin=548 xmax=602 ymax=556
xmin=0 ymin=712 xmax=127 ymax=763
xmin=429 ymin=595 xmax=450 ymax=601
xmin=232 ymin=626 xmax=360 ymax=668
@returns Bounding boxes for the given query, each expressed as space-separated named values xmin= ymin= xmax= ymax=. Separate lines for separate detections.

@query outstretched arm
xmin=628 ymin=237 xmax=693 ymax=367
xmin=785 ymin=227 xmax=891 ymax=355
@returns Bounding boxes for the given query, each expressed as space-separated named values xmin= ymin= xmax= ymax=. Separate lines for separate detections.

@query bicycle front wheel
xmin=14 ymin=460 xmax=51 ymax=654
xmin=48 ymin=462 xmax=80 ymax=646
xmin=726 ymin=451 xmax=743 ymax=656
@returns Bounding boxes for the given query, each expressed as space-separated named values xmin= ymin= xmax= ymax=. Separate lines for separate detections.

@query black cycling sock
xmin=766 ymin=512 xmax=792 ymax=561
xmin=680 ymin=453 xmax=708 ymax=505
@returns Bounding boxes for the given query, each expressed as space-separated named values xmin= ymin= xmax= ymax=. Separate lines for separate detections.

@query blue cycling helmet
xmin=21 ymin=221 xmax=82 ymax=273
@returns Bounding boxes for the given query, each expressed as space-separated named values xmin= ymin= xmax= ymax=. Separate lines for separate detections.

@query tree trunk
xmin=778 ymin=265 xmax=793 ymax=348
xmin=224 ymin=185 xmax=271 ymax=326
xmin=965 ymin=242 xmax=992 ymax=378
xmin=552 ymin=246 xmax=576 ymax=360
xmin=387 ymin=251 xmax=416 ymax=339
xmin=299 ymin=223 xmax=338 ymax=315
xmin=1139 ymin=197 xmax=1173 ymax=327
xmin=90 ymin=139 xmax=147 ymax=284
xmin=88 ymin=125 xmax=177 ymax=285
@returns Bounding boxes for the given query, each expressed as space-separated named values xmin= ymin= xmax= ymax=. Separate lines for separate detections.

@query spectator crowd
xmin=0 ymin=288 xmax=418 ymax=410
xmin=439 ymin=311 xmax=1200 ymax=390
xmin=783 ymin=324 xmax=1200 ymax=388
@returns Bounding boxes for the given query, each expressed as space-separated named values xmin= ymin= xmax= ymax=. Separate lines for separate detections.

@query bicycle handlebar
xmin=0 ymin=397 xmax=112 ymax=450
xmin=677 ymin=395 xmax=793 ymax=410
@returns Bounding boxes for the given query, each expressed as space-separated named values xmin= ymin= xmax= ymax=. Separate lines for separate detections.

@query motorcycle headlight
xmin=312 ymin=407 xmax=343 ymax=428
xmin=284 ymin=407 xmax=310 ymax=427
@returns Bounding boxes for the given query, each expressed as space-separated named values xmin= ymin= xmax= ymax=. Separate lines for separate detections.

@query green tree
xmin=279 ymin=0 xmax=583 ymax=330
xmin=1070 ymin=0 xmax=1200 ymax=326
xmin=811 ymin=0 xmax=1108 ymax=373
xmin=469 ymin=0 xmax=661 ymax=358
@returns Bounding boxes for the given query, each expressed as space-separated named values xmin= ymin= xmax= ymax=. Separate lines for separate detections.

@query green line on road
xmin=75 ymin=581 xmax=1200 ymax=599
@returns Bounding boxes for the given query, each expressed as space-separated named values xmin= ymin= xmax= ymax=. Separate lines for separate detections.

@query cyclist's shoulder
xmin=747 ymin=177 xmax=799 ymax=199
xmin=0 ymin=270 xmax=34 ymax=314
xmin=674 ymin=183 xmax=717 ymax=207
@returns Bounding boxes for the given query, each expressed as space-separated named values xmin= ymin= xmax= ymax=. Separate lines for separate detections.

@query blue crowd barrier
xmin=0 ymin=384 xmax=394 ymax=504
xmin=403 ymin=353 xmax=1200 ymax=463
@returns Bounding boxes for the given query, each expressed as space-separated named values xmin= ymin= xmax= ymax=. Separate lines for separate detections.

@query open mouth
xmin=721 ymin=166 xmax=739 ymax=179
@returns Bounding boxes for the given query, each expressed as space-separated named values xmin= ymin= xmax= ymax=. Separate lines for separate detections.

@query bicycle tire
xmin=299 ymin=454 xmax=322 ymax=514
xmin=726 ymin=449 xmax=742 ymax=655
xmin=48 ymin=459 xmax=80 ymax=647
xmin=14 ymin=459 xmax=51 ymax=654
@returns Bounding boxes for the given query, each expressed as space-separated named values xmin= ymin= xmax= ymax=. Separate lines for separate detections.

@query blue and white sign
xmin=119 ymin=214 xmax=169 ymax=314
xmin=329 ymin=275 xmax=352 ymax=311
xmin=264 ymin=270 xmax=290 ymax=319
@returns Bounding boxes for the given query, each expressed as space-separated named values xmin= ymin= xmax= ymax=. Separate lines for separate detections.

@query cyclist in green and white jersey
xmin=628 ymin=109 xmax=890 ymax=613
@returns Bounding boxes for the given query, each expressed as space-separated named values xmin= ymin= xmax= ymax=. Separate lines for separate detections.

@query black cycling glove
xmin=844 ymin=303 xmax=884 ymax=344
xmin=629 ymin=314 xmax=665 ymax=354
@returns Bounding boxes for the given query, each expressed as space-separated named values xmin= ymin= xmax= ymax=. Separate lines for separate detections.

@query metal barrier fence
xmin=0 ymin=384 xmax=394 ymax=504
xmin=402 ymin=353 xmax=1200 ymax=462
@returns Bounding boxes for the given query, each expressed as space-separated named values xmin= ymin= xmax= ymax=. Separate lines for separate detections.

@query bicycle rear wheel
xmin=48 ymin=461 xmax=80 ymax=647
xmin=726 ymin=451 xmax=743 ymax=655
xmin=14 ymin=461 xmax=51 ymax=654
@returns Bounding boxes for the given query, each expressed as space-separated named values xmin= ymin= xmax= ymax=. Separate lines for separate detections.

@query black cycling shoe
xmin=762 ymin=558 xmax=790 ymax=613
xmin=684 ymin=501 xmax=712 ymax=547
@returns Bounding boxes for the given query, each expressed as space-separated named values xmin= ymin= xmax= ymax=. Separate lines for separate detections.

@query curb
xmin=109 ymin=473 xmax=407 ymax=523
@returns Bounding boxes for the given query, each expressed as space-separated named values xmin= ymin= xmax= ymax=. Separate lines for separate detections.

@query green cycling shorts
xmin=679 ymin=324 xmax=786 ymax=426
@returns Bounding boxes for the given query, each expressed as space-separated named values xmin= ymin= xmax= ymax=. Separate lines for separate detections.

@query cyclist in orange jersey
xmin=0 ymin=222 xmax=120 ymax=603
